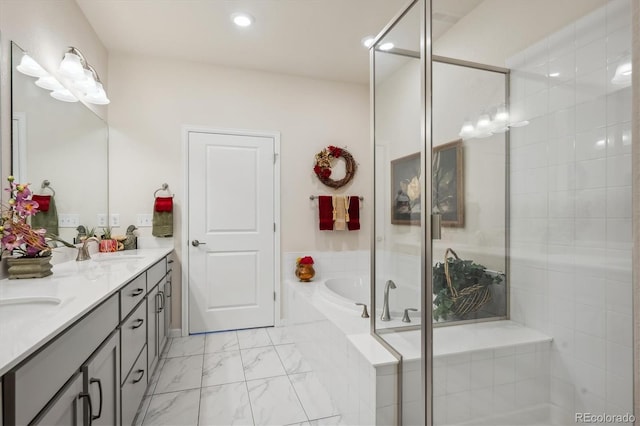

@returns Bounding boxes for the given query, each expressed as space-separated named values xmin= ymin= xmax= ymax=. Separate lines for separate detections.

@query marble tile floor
xmin=135 ymin=327 xmax=343 ymax=426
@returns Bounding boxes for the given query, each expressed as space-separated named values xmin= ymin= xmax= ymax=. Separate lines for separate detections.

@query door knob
xmin=191 ymin=239 xmax=206 ymax=247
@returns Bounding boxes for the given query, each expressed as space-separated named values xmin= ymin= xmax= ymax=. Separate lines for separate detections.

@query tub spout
xmin=380 ymin=280 xmax=396 ymax=321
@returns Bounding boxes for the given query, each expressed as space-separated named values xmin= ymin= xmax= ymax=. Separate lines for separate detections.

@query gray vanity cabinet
xmin=146 ymin=258 xmax=169 ymax=376
xmin=32 ymin=372 xmax=84 ymax=425
xmin=147 ymin=284 xmax=159 ymax=374
xmin=82 ymin=330 xmax=120 ymax=426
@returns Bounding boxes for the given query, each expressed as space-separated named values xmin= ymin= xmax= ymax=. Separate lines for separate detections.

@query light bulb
xmin=494 ymin=104 xmax=509 ymax=122
xmin=231 ymin=13 xmax=254 ymax=27
xmin=362 ymin=36 xmax=375 ymax=48
xmin=476 ymin=113 xmax=491 ymax=129
xmin=459 ymin=120 xmax=475 ymax=139
xmin=379 ymin=42 xmax=394 ymax=51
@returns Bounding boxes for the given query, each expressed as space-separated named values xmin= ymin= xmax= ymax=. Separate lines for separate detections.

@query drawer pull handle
xmin=89 ymin=378 xmax=103 ymax=420
xmin=168 ymin=259 xmax=174 ymax=264
xmin=78 ymin=392 xmax=94 ymax=426
xmin=131 ymin=288 xmax=144 ymax=297
xmin=133 ymin=369 xmax=145 ymax=383
xmin=166 ymin=281 xmax=172 ymax=298
xmin=131 ymin=318 xmax=144 ymax=329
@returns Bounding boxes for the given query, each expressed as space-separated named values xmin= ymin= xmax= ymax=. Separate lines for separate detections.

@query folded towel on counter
xmin=318 ymin=196 xmax=333 ymax=230
xmin=152 ymin=197 xmax=173 ymax=237
xmin=31 ymin=194 xmax=59 ymax=236
xmin=333 ymin=195 xmax=347 ymax=231
xmin=347 ymin=196 xmax=360 ymax=231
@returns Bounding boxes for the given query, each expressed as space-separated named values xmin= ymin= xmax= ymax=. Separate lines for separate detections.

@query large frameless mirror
xmin=11 ymin=41 xmax=108 ymax=243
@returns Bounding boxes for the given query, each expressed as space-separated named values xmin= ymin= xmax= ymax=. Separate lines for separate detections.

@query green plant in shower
xmin=432 ymin=250 xmax=503 ymax=321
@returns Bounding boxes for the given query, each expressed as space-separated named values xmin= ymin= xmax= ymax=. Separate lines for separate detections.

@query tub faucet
xmin=380 ymin=280 xmax=396 ymax=321
xmin=76 ymin=237 xmax=99 ymax=261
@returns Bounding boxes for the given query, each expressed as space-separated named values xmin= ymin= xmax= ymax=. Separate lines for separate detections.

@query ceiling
xmin=75 ymin=0 xmax=483 ymax=84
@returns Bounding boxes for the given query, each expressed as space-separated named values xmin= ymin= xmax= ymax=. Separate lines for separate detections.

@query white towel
xmin=333 ymin=195 xmax=346 ymax=231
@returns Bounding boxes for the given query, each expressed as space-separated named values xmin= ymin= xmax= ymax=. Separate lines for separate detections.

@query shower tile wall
xmin=507 ymin=0 xmax=633 ymax=422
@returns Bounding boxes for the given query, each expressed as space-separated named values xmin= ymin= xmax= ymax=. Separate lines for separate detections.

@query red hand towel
xmin=347 ymin=196 xmax=360 ymax=231
xmin=154 ymin=197 xmax=173 ymax=213
xmin=32 ymin=194 xmax=51 ymax=212
xmin=318 ymin=196 xmax=334 ymax=230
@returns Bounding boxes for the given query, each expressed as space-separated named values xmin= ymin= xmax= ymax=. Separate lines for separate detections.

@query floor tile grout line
xmin=274 ymin=341 xmax=311 ymax=423
xmin=237 ymin=331 xmax=258 ymax=426
xmin=197 ymin=338 xmax=206 ymax=426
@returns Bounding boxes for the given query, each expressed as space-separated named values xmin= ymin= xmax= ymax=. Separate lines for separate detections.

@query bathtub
xmin=319 ymin=276 xmax=422 ymax=327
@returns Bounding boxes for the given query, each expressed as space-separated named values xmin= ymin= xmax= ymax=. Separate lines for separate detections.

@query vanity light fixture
xmin=57 ymin=47 xmax=110 ymax=105
xmin=231 ymin=12 xmax=254 ymax=27
xmin=50 ymin=88 xmax=79 ymax=103
xmin=379 ymin=42 xmax=395 ymax=51
xmin=35 ymin=74 xmax=65 ymax=91
xmin=16 ymin=53 xmax=48 ymax=78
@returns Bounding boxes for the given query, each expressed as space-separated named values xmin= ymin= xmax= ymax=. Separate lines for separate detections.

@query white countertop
xmin=0 ymin=248 xmax=173 ymax=376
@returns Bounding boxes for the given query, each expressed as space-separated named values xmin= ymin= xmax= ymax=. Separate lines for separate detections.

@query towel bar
xmin=309 ymin=195 xmax=363 ymax=201
xmin=154 ymin=183 xmax=173 ymax=197
xmin=41 ymin=180 xmax=56 ymax=196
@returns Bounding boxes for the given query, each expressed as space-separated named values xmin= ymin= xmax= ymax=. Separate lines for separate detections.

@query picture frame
xmin=390 ymin=152 xmax=421 ymax=225
xmin=432 ymin=139 xmax=464 ymax=227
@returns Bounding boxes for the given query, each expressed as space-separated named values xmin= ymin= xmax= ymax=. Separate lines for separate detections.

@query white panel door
xmin=188 ymin=130 xmax=275 ymax=333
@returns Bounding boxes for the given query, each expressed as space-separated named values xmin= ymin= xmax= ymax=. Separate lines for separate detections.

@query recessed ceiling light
xmin=362 ymin=36 xmax=375 ymax=48
xmin=379 ymin=42 xmax=394 ymax=51
xmin=231 ymin=13 xmax=254 ymax=27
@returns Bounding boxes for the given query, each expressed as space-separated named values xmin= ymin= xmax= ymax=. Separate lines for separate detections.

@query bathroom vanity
xmin=0 ymin=248 xmax=173 ymax=426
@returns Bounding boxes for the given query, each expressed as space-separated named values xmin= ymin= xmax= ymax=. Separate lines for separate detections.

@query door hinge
xmin=273 ymin=153 xmax=278 ymax=164
xmin=274 ymin=223 xmax=276 ymax=232
xmin=273 ymin=291 xmax=276 ymax=301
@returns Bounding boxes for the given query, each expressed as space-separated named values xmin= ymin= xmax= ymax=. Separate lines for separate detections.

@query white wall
xmin=0 ymin=0 xmax=108 ymax=179
xmin=107 ymin=53 xmax=371 ymax=328
xmin=507 ymin=1 xmax=633 ymax=421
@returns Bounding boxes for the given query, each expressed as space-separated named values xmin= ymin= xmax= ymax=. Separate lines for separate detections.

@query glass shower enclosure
xmin=371 ymin=0 xmax=635 ymax=424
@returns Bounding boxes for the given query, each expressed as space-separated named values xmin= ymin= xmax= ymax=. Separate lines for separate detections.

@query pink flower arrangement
xmin=1 ymin=176 xmax=50 ymax=258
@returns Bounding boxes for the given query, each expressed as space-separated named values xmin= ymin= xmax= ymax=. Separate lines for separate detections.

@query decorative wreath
xmin=313 ymin=145 xmax=357 ymax=189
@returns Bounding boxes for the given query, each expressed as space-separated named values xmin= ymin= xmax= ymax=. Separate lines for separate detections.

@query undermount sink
xmin=0 ymin=296 xmax=62 ymax=307
xmin=91 ymin=255 xmax=145 ymax=263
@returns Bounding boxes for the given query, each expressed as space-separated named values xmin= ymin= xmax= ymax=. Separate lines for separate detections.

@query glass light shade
xmin=35 ymin=75 xmax=65 ymax=91
xmin=84 ymin=82 xmax=110 ymax=105
xmin=16 ymin=53 xmax=48 ymax=78
xmin=494 ymin=104 xmax=509 ymax=122
xmin=379 ymin=42 xmax=394 ymax=51
xmin=458 ymin=120 xmax=475 ymax=139
xmin=50 ymin=88 xmax=79 ymax=102
xmin=58 ymin=52 xmax=85 ymax=80
xmin=476 ymin=113 xmax=491 ymax=129
xmin=509 ymin=120 xmax=530 ymax=128
xmin=74 ymin=69 xmax=97 ymax=93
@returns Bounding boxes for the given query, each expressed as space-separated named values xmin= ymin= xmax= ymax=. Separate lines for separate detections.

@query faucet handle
xmin=355 ymin=303 xmax=370 ymax=318
xmin=402 ymin=308 xmax=418 ymax=323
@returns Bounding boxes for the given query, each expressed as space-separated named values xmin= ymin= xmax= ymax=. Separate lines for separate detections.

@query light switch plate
xmin=97 ymin=213 xmax=107 ymax=227
xmin=59 ymin=214 xmax=80 ymax=228
xmin=110 ymin=214 xmax=120 ymax=228
xmin=136 ymin=214 xmax=153 ymax=227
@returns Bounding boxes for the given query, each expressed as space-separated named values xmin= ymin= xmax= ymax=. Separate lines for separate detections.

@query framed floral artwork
xmin=391 ymin=152 xmax=421 ymax=225
xmin=432 ymin=139 xmax=464 ymax=227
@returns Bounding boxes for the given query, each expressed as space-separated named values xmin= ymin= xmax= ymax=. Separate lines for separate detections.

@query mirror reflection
xmin=11 ymin=41 xmax=108 ymax=243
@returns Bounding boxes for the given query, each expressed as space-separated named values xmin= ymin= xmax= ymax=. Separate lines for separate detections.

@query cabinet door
xmin=32 ymin=372 xmax=83 ymax=426
xmin=83 ymin=330 xmax=120 ymax=426
xmin=147 ymin=286 xmax=159 ymax=375
xmin=158 ymin=287 xmax=167 ymax=355
xmin=164 ymin=274 xmax=172 ymax=341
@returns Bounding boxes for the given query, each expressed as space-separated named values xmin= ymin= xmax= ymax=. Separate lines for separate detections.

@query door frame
xmin=181 ymin=126 xmax=281 ymax=337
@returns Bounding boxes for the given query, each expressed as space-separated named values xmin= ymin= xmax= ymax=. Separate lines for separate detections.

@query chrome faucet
xmin=380 ymin=280 xmax=396 ymax=321
xmin=76 ymin=237 xmax=100 ymax=261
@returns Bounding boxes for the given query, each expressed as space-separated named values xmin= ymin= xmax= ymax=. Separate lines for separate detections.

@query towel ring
xmin=154 ymin=183 xmax=172 ymax=198
xmin=41 ymin=180 xmax=56 ymax=196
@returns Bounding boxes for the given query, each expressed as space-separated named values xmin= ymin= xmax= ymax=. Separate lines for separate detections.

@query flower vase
xmin=99 ymin=239 xmax=118 ymax=253
xmin=6 ymin=255 xmax=53 ymax=279
xmin=295 ymin=264 xmax=315 ymax=282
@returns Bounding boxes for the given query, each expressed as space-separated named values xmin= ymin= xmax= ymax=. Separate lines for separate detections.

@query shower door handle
xmin=432 ymin=214 xmax=442 ymax=240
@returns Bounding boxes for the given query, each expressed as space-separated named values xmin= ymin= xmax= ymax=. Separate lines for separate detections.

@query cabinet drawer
xmin=8 ymin=295 xmax=118 ymax=426
xmin=120 ymin=301 xmax=146 ymax=384
xmin=147 ymin=258 xmax=166 ymax=289
xmin=120 ymin=274 xmax=146 ymax=321
xmin=121 ymin=346 xmax=147 ymax=426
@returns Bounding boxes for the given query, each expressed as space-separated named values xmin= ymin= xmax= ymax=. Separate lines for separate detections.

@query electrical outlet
xmin=97 ymin=213 xmax=108 ymax=227
xmin=58 ymin=214 xmax=80 ymax=228
xmin=110 ymin=213 xmax=120 ymax=228
xmin=136 ymin=214 xmax=153 ymax=227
